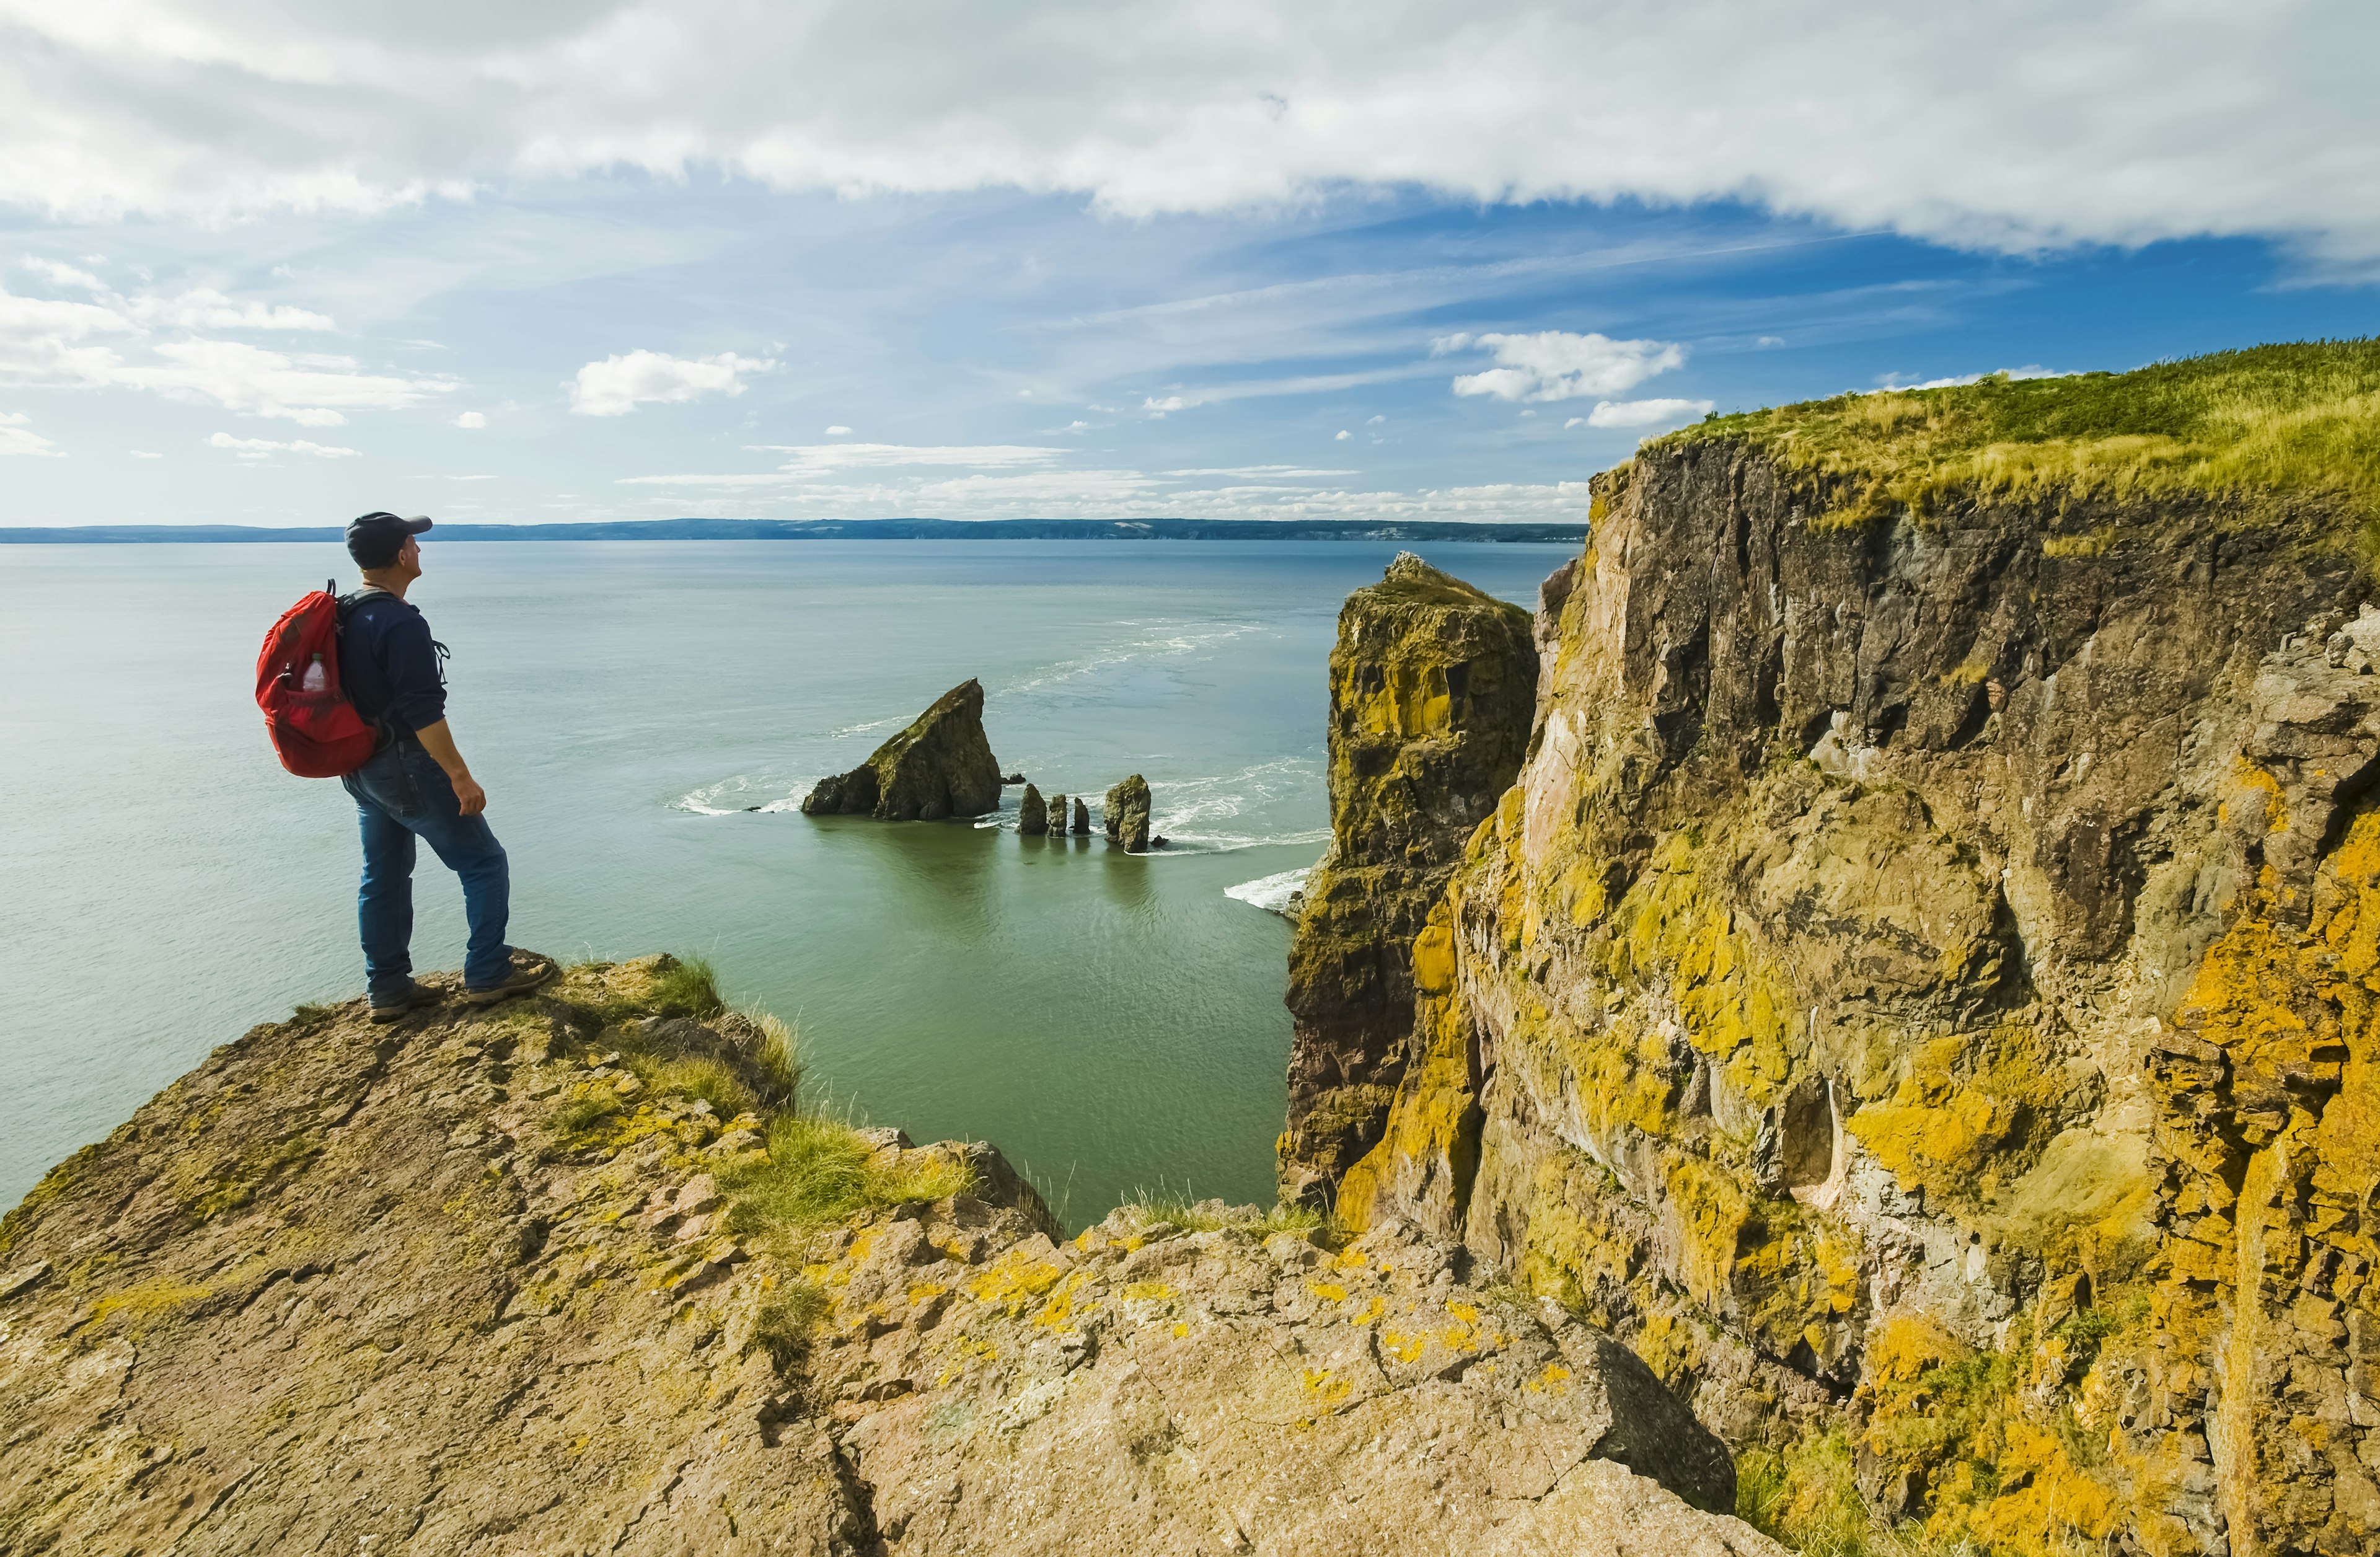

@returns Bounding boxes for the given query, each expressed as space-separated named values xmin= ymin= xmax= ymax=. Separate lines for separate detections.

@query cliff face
xmin=0 ymin=959 xmax=1774 ymax=1556
xmin=1279 ymin=554 xmax=1538 ymax=1206
xmin=1336 ymin=438 xmax=2380 ymax=1554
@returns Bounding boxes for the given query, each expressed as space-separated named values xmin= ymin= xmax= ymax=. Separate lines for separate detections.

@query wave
xmin=1146 ymin=757 xmax=1326 ymax=850
xmin=1225 ymin=867 xmax=1315 ymax=914
xmin=992 ymin=616 xmax=1269 ymax=702
xmin=671 ymin=773 xmax=814 ymax=816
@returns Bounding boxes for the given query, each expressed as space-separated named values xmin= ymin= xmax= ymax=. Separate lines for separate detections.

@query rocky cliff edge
xmin=0 ymin=957 xmax=1774 ymax=1556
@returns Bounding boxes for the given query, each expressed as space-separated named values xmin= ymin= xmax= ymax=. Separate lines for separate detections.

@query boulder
xmin=801 ymin=679 xmax=1003 ymax=821
xmin=1018 ymin=783 xmax=1047 ymax=836
xmin=1103 ymin=774 xmax=1152 ymax=852
xmin=1071 ymin=796 xmax=1090 ymax=835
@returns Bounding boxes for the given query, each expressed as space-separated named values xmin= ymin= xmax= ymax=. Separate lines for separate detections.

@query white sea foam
xmin=671 ymin=773 xmax=813 ymax=815
xmin=1225 ymin=867 xmax=1315 ymax=915
xmin=993 ymin=617 xmax=1267 ymax=701
xmin=1145 ymin=756 xmax=1326 ymax=850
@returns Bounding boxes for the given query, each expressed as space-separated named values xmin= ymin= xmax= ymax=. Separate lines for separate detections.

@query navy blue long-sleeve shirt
xmin=337 ymin=590 xmax=447 ymax=738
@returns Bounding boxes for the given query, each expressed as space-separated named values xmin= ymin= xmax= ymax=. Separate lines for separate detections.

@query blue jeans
xmin=341 ymin=740 xmax=511 ymax=1000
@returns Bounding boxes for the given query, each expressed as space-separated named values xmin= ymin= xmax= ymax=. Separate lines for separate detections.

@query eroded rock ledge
xmin=0 ymin=958 xmax=1774 ymax=1556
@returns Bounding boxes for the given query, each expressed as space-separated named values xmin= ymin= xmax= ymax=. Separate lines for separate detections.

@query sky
xmin=1 ymin=0 xmax=2375 ymax=528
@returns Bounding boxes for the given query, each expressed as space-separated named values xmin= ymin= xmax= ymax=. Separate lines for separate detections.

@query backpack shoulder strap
xmin=336 ymin=584 xmax=392 ymax=631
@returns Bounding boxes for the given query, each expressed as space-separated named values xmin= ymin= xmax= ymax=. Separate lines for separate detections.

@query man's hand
xmin=413 ymin=719 xmax=487 ymax=816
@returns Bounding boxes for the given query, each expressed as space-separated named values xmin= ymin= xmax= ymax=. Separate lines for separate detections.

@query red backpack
xmin=256 ymin=580 xmax=378 ymax=777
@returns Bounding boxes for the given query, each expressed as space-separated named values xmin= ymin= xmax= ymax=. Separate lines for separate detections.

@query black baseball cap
xmin=346 ymin=511 xmax=432 ymax=567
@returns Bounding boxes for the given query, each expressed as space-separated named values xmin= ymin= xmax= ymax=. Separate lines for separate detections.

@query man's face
xmin=397 ymin=535 xmax=423 ymax=580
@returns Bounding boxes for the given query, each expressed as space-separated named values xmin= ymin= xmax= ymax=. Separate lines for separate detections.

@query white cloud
xmin=1 ymin=5 xmax=2370 ymax=265
xmin=22 ymin=257 xmax=104 ymax=292
xmin=1876 ymin=364 xmax=2069 ymax=391
xmin=454 ymin=410 xmax=486 ymax=428
xmin=823 ymin=424 xmax=852 ymax=434
xmin=0 ymin=278 xmax=443 ymax=421
xmin=1443 ymin=330 xmax=1685 ymax=403
xmin=0 ymin=408 xmax=62 ymax=456
xmin=635 ymin=443 xmax=1064 ymax=485
xmin=126 ymin=289 xmax=333 ymax=330
xmin=569 ymin=349 xmax=775 ymax=416
xmin=616 ymin=466 xmax=1597 ymax=524
xmin=119 ymin=340 xmax=446 ymax=424
xmin=208 ymin=431 xmax=359 ymax=458
xmin=1334 ymin=428 xmax=1351 ymax=439
xmin=1366 ymin=414 xmax=1385 ymax=425
xmin=130 ymin=448 xmax=162 ymax=457
xmin=1577 ymin=397 xmax=1715 ymax=429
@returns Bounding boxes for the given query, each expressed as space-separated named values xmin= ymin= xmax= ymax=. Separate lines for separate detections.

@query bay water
xmin=0 ymin=540 xmax=1572 ymax=1221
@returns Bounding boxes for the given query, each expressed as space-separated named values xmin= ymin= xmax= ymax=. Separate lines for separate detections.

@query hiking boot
xmin=463 ymin=950 xmax=557 ymax=1005
xmin=369 ymin=979 xmax=434 ymax=1024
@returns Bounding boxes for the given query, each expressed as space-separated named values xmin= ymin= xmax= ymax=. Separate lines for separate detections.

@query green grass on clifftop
xmin=720 ymin=1115 xmax=971 ymax=1239
xmin=1655 ymin=338 xmax=2380 ymax=536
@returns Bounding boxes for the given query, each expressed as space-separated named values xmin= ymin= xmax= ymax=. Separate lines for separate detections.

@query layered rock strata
xmin=1331 ymin=438 xmax=2380 ymax=1552
xmin=1103 ymin=774 xmax=1152 ymax=852
xmin=0 ymin=959 xmax=1776 ymax=1556
xmin=802 ymin=679 xmax=1003 ymax=821
xmin=1279 ymin=553 xmax=1538 ymax=1207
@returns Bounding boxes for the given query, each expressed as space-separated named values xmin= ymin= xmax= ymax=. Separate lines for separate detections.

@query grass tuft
xmin=720 ymin=1114 xmax=972 ymax=1242
xmin=625 ymin=1054 xmax=756 ymax=1122
xmin=647 ymin=954 xmax=725 ymax=1018
xmin=747 ymin=1007 xmax=801 ymax=1106
xmin=745 ymin=1282 xmax=829 ymax=1371
xmin=1655 ymin=337 xmax=2380 ymax=541
xmin=1117 ymin=1193 xmax=1327 ymax=1238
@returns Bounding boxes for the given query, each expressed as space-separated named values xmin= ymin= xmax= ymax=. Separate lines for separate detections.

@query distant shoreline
xmin=0 ymin=517 xmax=1588 ymax=545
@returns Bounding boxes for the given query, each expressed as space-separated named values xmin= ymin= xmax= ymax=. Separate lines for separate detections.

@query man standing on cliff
xmin=338 ymin=512 xmax=552 ymax=1021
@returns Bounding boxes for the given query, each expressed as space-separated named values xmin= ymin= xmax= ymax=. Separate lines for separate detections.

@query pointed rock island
xmin=800 ymin=677 xmax=1003 ymax=821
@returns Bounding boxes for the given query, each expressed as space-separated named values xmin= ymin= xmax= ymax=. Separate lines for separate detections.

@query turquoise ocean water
xmin=0 ymin=540 xmax=1572 ymax=1222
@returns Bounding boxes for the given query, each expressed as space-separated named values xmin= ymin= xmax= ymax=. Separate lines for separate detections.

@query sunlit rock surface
xmin=1331 ymin=435 xmax=2380 ymax=1553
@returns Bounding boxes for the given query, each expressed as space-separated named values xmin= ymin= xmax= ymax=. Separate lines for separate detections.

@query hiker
xmin=337 ymin=512 xmax=552 ymax=1021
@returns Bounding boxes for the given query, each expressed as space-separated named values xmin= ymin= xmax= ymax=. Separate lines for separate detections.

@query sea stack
xmin=1071 ymin=796 xmax=1090 ymax=835
xmin=1045 ymin=793 xmax=1067 ymax=839
xmin=1017 ymin=783 xmax=1047 ymax=836
xmin=1102 ymin=775 xmax=1152 ymax=852
xmin=800 ymin=679 xmax=1002 ymax=821
xmin=1277 ymin=553 xmax=1536 ymax=1209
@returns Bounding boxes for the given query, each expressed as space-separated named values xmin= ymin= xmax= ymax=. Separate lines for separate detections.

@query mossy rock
xmin=801 ymin=678 xmax=1003 ymax=821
